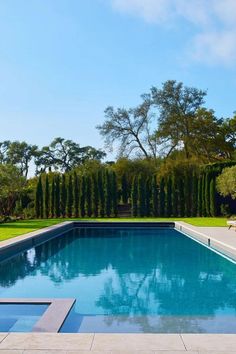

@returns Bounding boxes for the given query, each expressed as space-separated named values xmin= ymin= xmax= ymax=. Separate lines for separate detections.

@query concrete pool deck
xmin=1 ymin=221 xmax=236 ymax=352
xmin=1 ymin=333 xmax=236 ymax=353
xmin=177 ymin=221 xmax=236 ymax=248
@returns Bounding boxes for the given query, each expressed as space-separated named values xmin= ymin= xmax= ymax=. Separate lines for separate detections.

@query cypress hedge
xmin=33 ymin=161 xmax=235 ymax=219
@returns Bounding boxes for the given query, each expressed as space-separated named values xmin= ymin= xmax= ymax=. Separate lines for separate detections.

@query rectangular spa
xmin=1 ymin=223 xmax=236 ymax=333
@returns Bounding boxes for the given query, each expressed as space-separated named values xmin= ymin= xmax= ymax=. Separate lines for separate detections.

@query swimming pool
xmin=1 ymin=225 xmax=236 ymax=333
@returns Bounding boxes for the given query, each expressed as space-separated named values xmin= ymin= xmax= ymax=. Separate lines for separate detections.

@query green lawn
xmin=0 ymin=217 xmax=229 ymax=242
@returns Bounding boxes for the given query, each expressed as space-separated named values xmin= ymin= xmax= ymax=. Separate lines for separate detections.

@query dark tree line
xmin=35 ymin=170 xmax=118 ymax=218
xmin=34 ymin=162 xmax=236 ymax=219
xmin=130 ymin=162 xmax=236 ymax=217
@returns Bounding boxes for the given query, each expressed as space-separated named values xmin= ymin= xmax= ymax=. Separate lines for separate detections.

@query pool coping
xmin=0 ymin=298 xmax=75 ymax=333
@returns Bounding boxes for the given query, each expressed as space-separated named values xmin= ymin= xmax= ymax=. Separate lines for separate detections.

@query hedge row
xmin=35 ymin=162 xmax=236 ymax=218
xmin=35 ymin=170 xmax=118 ymax=218
xmin=130 ymin=168 xmax=236 ymax=217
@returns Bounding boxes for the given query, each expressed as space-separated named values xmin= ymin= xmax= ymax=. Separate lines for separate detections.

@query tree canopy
xmin=35 ymin=137 xmax=106 ymax=173
xmin=0 ymin=141 xmax=38 ymax=177
xmin=0 ymin=164 xmax=26 ymax=216
xmin=217 ymin=166 xmax=236 ymax=200
xmin=97 ymin=96 xmax=158 ymax=158
xmin=0 ymin=137 xmax=106 ymax=176
xmin=98 ymin=80 xmax=236 ymax=163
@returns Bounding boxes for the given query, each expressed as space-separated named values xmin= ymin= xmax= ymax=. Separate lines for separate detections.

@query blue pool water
xmin=1 ymin=227 xmax=236 ymax=333
xmin=0 ymin=304 xmax=48 ymax=332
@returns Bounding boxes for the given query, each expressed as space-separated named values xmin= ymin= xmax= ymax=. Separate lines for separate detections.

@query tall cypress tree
xmin=145 ymin=178 xmax=151 ymax=217
xmin=172 ymin=175 xmax=178 ymax=217
xmin=105 ymin=170 xmax=111 ymax=217
xmin=45 ymin=174 xmax=49 ymax=219
xmin=73 ymin=172 xmax=79 ymax=218
xmin=86 ymin=175 xmax=92 ymax=217
xmin=55 ymin=175 xmax=61 ymax=218
xmin=210 ymin=177 xmax=217 ymax=217
xmin=51 ymin=176 xmax=55 ymax=218
xmin=197 ymin=176 xmax=202 ymax=216
xmin=151 ymin=175 xmax=158 ymax=217
xmin=80 ymin=175 xmax=86 ymax=217
xmin=138 ymin=174 xmax=146 ymax=217
xmin=178 ymin=177 xmax=185 ymax=217
xmin=111 ymin=171 xmax=118 ymax=217
xmin=191 ymin=172 xmax=198 ymax=217
xmin=35 ymin=175 xmax=43 ymax=218
xmin=131 ymin=176 xmax=138 ymax=217
xmin=201 ymin=173 xmax=206 ymax=216
xmin=166 ymin=177 xmax=172 ymax=217
xmin=159 ymin=178 xmax=165 ymax=217
xmin=92 ymin=173 xmax=99 ymax=217
xmin=98 ymin=170 xmax=105 ymax=217
xmin=184 ymin=172 xmax=191 ymax=217
xmin=67 ymin=174 xmax=73 ymax=217
xmin=121 ymin=173 xmax=128 ymax=204
xmin=205 ymin=172 xmax=211 ymax=216
xmin=60 ymin=174 xmax=67 ymax=218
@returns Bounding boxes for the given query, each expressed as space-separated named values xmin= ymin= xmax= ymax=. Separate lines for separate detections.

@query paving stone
xmin=110 ymin=351 xmax=154 ymax=354
xmin=23 ymin=351 xmax=67 ymax=354
xmin=0 ymin=335 xmax=9 ymax=344
xmin=182 ymin=334 xmax=236 ymax=351
xmin=198 ymin=351 xmax=236 ymax=354
xmin=0 ymin=351 xmax=23 ymax=354
xmin=67 ymin=351 xmax=111 ymax=354
xmin=0 ymin=334 xmax=93 ymax=351
xmin=92 ymin=334 xmax=185 ymax=351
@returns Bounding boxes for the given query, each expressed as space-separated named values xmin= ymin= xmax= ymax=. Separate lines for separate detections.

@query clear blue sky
xmin=0 ymin=0 xmax=235 ymax=155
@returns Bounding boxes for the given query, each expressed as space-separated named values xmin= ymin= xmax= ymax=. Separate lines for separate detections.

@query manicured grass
xmin=0 ymin=219 xmax=61 ymax=242
xmin=0 ymin=217 xmax=229 ymax=242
